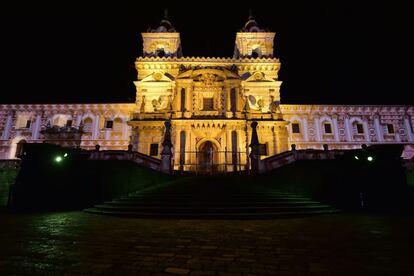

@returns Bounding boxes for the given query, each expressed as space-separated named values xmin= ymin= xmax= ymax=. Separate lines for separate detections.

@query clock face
xmin=248 ymin=95 xmax=256 ymax=105
xmin=153 ymin=72 xmax=163 ymax=81
xmin=253 ymin=72 xmax=264 ymax=80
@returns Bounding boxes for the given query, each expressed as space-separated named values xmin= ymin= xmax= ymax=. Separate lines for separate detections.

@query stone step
xmin=106 ymin=200 xmax=321 ymax=206
xmin=132 ymin=191 xmax=296 ymax=195
xmin=123 ymin=193 xmax=309 ymax=197
xmin=84 ymin=208 xmax=340 ymax=218
xmin=92 ymin=204 xmax=334 ymax=213
xmin=118 ymin=196 xmax=312 ymax=202
xmin=84 ymin=179 xmax=339 ymax=218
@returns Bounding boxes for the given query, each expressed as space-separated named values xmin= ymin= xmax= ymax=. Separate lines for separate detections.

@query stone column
xmin=175 ymin=86 xmax=181 ymax=112
xmin=333 ymin=117 xmax=340 ymax=142
xmin=395 ymin=132 xmax=401 ymax=142
xmin=122 ymin=120 xmax=129 ymax=141
xmin=76 ymin=114 xmax=83 ymax=127
xmin=2 ymin=114 xmax=13 ymax=140
xmin=404 ymin=116 xmax=413 ymax=142
xmin=303 ymin=118 xmax=309 ymax=142
xmin=225 ymin=86 xmax=232 ymax=118
xmin=161 ymin=120 xmax=173 ymax=174
xmin=105 ymin=129 xmax=111 ymax=140
xmin=249 ymin=121 xmax=262 ymax=174
xmin=31 ymin=114 xmax=42 ymax=140
xmin=225 ymin=86 xmax=231 ymax=112
xmin=175 ymin=126 xmax=181 ymax=170
xmin=344 ymin=117 xmax=352 ymax=142
xmin=184 ymin=85 xmax=192 ymax=118
xmin=363 ymin=121 xmax=371 ymax=142
xmin=374 ymin=116 xmax=383 ymax=142
xmin=277 ymin=124 xmax=289 ymax=153
xmin=130 ymin=127 xmax=139 ymax=152
xmin=314 ymin=117 xmax=321 ymax=142
xmin=185 ymin=130 xmax=191 ymax=167
xmin=272 ymin=126 xmax=278 ymax=154
xmin=93 ymin=115 xmax=100 ymax=140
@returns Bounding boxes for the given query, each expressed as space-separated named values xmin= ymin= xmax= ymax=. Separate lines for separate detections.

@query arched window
xmin=231 ymin=131 xmax=238 ymax=166
xmin=82 ymin=118 xmax=93 ymax=134
xmin=251 ymin=48 xmax=261 ymax=58
xmin=230 ymin=88 xmax=237 ymax=113
xmin=323 ymin=122 xmax=333 ymax=134
xmin=386 ymin=124 xmax=395 ymax=134
xmin=291 ymin=122 xmax=301 ymax=134
xmin=352 ymin=122 xmax=364 ymax=134
xmin=180 ymin=131 xmax=186 ymax=166
xmin=180 ymin=88 xmax=186 ymax=112
xmin=16 ymin=115 xmax=31 ymax=129
xmin=15 ymin=139 xmax=26 ymax=158
xmin=113 ymin=118 xmax=123 ymax=132
xmin=156 ymin=48 xmax=166 ymax=57
xmin=53 ymin=115 xmax=70 ymax=127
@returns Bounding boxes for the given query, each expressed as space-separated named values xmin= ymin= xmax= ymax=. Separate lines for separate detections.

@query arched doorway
xmin=15 ymin=139 xmax=27 ymax=158
xmin=198 ymin=141 xmax=218 ymax=173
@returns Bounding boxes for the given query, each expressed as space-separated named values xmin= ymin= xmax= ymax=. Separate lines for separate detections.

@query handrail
xmin=87 ymin=150 xmax=161 ymax=170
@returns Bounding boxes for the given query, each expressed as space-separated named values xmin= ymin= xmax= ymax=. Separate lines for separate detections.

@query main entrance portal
xmin=198 ymin=141 xmax=218 ymax=173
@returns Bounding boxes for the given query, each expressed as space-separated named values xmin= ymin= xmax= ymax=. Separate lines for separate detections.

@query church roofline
xmin=135 ymin=56 xmax=280 ymax=63
xmin=0 ymin=103 xmax=136 ymax=110
xmin=2 ymin=104 xmax=413 ymax=111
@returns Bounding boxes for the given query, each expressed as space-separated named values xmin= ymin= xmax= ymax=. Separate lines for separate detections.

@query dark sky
xmin=0 ymin=1 xmax=413 ymax=105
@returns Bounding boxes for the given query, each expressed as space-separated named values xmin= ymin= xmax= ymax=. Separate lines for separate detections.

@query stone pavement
xmin=0 ymin=211 xmax=413 ymax=275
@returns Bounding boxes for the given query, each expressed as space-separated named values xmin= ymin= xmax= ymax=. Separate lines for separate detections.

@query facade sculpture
xmin=1 ymin=14 xmax=413 ymax=171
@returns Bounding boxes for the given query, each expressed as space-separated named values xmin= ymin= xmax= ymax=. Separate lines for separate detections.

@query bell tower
xmin=233 ymin=12 xmax=275 ymax=59
xmin=141 ymin=10 xmax=183 ymax=58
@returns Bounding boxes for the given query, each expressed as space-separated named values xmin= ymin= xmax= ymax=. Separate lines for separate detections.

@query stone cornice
xmin=0 ymin=103 xmax=136 ymax=113
xmin=136 ymin=56 xmax=280 ymax=64
xmin=280 ymin=104 xmax=414 ymax=114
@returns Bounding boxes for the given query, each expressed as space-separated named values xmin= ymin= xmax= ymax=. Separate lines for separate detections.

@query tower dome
xmin=241 ymin=11 xmax=267 ymax=32
xmin=147 ymin=10 xmax=177 ymax=33
xmin=141 ymin=10 xmax=182 ymax=57
xmin=234 ymin=12 xmax=275 ymax=59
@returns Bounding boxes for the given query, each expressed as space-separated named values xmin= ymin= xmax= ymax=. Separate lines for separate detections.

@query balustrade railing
xmin=173 ymin=150 xmax=249 ymax=173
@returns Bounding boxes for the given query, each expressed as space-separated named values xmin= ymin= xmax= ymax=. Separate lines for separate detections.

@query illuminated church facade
xmin=1 ymin=15 xmax=413 ymax=171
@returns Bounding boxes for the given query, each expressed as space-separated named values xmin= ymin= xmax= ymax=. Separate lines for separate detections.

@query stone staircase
xmin=84 ymin=175 xmax=339 ymax=218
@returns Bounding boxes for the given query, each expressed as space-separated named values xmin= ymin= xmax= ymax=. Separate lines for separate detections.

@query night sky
xmin=0 ymin=1 xmax=412 ymax=105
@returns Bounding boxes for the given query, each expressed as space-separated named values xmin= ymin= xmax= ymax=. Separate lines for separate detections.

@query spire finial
xmin=248 ymin=9 xmax=253 ymax=20
xmin=164 ymin=9 xmax=169 ymax=20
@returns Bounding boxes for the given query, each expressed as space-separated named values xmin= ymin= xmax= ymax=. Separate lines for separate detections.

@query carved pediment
xmin=141 ymin=71 xmax=175 ymax=82
xmin=244 ymin=71 xmax=276 ymax=82
xmin=176 ymin=67 xmax=239 ymax=81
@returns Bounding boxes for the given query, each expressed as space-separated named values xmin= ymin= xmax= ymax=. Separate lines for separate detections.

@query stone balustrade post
xmin=249 ymin=121 xmax=261 ymax=174
xmin=161 ymin=120 xmax=173 ymax=174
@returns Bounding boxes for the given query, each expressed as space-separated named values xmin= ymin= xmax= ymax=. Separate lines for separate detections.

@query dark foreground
xmin=0 ymin=211 xmax=413 ymax=275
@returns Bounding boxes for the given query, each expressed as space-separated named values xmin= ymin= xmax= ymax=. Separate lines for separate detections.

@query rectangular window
xmin=258 ymin=143 xmax=268 ymax=156
xmin=66 ymin=120 xmax=73 ymax=127
xmin=150 ymin=143 xmax=159 ymax=156
xmin=292 ymin=123 xmax=300 ymax=134
xmin=231 ymin=131 xmax=238 ymax=165
xmin=180 ymin=88 xmax=186 ymax=112
xmin=387 ymin=124 xmax=395 ymax=134
xmin=105 ymin=120 xmax=113 ymax=129
xmin=230 ymin=88 xmax=237 ymax=113
xmin=356 ymin=123 xmax=364 ymax=134
xmin=203 ymin=98 xmax=214 ymax=111
xmin=179 ymin=131 xmax=186 ymax=166
xmin=324 ymin=123 xmax=332 ymax=134
xmin=25 ymin=120 xmax=31 ymax=129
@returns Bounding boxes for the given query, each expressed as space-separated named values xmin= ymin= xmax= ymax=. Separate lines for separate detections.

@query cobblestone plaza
xmin=1 ymin=211 xmax=413 ymax=275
